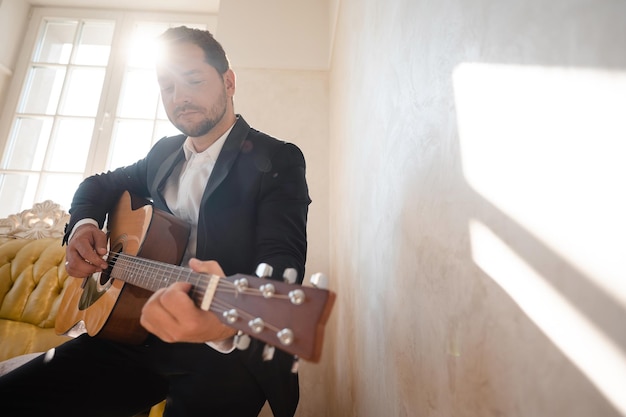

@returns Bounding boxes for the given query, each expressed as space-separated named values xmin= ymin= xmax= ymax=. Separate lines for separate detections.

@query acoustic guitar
xmin=55 ymin=191 xmax=335 ymax=363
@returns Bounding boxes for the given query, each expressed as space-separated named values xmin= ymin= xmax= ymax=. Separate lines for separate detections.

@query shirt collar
xmin=182 ymin=122 xmax=236 ymax=162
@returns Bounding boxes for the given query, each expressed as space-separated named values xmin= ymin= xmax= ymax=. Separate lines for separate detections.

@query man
xmin=0 ymin=26 xmax=310 ymax=417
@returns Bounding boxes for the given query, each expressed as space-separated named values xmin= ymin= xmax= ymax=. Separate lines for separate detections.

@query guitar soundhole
xmin=77 ymin=246 xmax=123 ymax=310
xmin=99 ymin=250 xmax=119 ymax=286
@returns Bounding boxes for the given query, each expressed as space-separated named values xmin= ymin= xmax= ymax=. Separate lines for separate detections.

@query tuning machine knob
xmin=263 ymin=344 xmax=275 ymax=361
xmin=291 ymin=356 xmax=300 ymax=374
xmin=283 ymin=268 xmax=297 ymax=284
xmin=234 ymin=331 xmax=251 ymax=350
xmin=309 ymin=273 xmax=329 ymax=289
xmin=256 ymin=263 xmax=273 ymax=278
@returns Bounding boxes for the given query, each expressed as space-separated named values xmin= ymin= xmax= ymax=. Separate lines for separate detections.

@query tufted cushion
xmin=0 ymin=235 xmax=166 ymax=415
xmin=0 ymin=237 xmax=71 ymax=362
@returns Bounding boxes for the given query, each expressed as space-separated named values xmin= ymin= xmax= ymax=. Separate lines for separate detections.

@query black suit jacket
xmin=65 ymin=116 xmax=311 ymax=282
xmin=63 ymin=116 xmax=310 ymax=415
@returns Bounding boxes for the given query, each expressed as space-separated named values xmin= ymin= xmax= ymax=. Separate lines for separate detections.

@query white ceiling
xmin=27 ymin=0 xmax=220 ymax=14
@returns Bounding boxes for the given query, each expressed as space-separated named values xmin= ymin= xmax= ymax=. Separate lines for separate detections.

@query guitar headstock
xmin=208 ymin=270 xmax=335 ymax=362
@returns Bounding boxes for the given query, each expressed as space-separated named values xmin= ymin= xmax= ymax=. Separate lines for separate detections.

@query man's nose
xmin=172 ymin=84 xmax=191 ymax=104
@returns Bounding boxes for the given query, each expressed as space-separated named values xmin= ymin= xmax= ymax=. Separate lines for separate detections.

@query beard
xmin=171 ymin=88 xmax=229 ymax=137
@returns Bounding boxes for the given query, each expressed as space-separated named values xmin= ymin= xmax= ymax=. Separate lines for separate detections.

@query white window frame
xmin=0 ymin=7 xmax=216 ymax=215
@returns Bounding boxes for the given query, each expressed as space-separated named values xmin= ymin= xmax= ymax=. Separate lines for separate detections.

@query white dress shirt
xmin=163 ymin=126 xmax=232 ymax=267
xmin=69 ymin=122 xmax=237 ymax=353
xmin=162 ymin=124 xmax=235 ymax=353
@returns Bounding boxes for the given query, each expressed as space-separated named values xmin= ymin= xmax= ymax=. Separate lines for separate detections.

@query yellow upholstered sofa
xmin=0 ymin=201 xmax=72 ymax=363
xmin=0 ymin=201 xmax=165 ymax=417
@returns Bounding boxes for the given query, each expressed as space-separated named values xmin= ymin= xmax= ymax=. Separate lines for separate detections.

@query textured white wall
xmin=233 ymin=68 xmax=329 ymax=280
xmin=0 ymin=0 xmax=29 ymax=114
xmin=327 ymin=0 xmax=626 ymax=416
xmin=232 ymin=69 xmax=330 ymax=417
xmin=217 ymin=0 xmax=329 ymax=70
xmin=216 ymin=3 xmax=331 ymax=416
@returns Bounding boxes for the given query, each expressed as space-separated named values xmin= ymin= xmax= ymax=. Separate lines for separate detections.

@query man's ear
xmin=224 ymin=69 xmax=236 ymax=96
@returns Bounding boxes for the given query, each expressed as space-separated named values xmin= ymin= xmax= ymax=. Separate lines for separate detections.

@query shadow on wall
xmin=388 ymin=63 xmax=626 ymax=416
xmin=325 ymin=1 xmax=626 ymax=416
xmin=452 ymin=62 xmax=626 ymax=415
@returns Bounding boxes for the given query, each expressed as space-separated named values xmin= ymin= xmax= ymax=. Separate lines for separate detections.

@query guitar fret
xmin=111 ymin=252 xmax=220 ymax=294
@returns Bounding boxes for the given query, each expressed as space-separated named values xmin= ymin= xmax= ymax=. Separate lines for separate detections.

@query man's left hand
xmin=140 ymin=258 xmax=237 ymax=343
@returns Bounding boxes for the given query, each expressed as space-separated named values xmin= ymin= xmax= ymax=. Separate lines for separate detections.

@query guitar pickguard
xmin=78 ymin=272 xmax=114 ymax=310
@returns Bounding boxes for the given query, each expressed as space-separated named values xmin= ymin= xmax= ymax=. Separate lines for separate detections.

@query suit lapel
xmin=151 ymin=144 xmax=186 ymax=211
xmin=200 ymin=116 xmax=250 ymax=206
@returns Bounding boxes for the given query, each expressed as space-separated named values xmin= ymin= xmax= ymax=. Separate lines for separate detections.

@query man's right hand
xmin=65 ymin=224 xmax=109 ymax=277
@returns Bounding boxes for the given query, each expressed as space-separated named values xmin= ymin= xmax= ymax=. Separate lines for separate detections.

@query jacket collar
xmin=151 ymin=115 xmax=250 ymax=211
xmin=201 ymin=115 xmax=250 ymax=206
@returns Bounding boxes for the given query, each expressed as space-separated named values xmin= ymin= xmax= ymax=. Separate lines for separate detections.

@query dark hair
xmin=157 ymin=26 xmax=230 ymax=74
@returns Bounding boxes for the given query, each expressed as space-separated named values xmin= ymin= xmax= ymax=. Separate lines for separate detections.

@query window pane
xmin=19 ymin=66 xmax=66 ymax=114
xmin=1 ymin=12 xmax=213 ymax=219
xmin=46 ymin=118 xmax=94 ymax=172
xmin=2 ymin=117 xmax=52 ymax=170
xmin=154 ymin=120 xmax=180 ymax=142
xmin=156 ymin=99 xmax=169 ymax=120
xmin=33 ymin=20 xmax=77 ymax=64
xmin=59 ymin=67 xmax=106 ymax=116
xmin=74 ymin=21 xmax=115 ymax=66
xmin=37 ymin=173 xmax=83 ymax=211
xmin=127 ymin=22 xmax=171 ymax=69
xmin=0 ymin=173 xmax=38 ymax=218
xmin=117 ymin=68 xmax=160 ymax=119
xmin=109 ymin=120 xmax=154 ymax=169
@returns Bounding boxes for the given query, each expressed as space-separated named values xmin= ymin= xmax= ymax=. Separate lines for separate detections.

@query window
xmin=0 ymin=8 xmax=216 ymax=218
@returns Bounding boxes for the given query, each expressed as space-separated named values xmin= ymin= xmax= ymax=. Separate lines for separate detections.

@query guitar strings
xmin=106 ymin=251 xmax=287 ymax=333
xmin=203 ymin=296 xmax=284 ymax=333
xmin=107 ymin=251 xmax=290 ymax=299
xmin=109 ymin=251 xmax=237 ymax=292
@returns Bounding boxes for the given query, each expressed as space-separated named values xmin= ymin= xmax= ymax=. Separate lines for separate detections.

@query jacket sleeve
xmin=254 ymin=142 xmax=311 ymax=284
xmin=63 ymin=135 xmax=186 ymax=244
xmin=62 ymin=159 xmax=150 ymax=244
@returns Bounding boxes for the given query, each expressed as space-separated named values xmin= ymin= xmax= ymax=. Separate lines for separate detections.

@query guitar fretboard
xmin=109 ymin=252 xmax=222 ymax=306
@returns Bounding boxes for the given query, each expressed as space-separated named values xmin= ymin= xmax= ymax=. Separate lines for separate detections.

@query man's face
xmin=156 ymin=42 xmax=234 ymax=138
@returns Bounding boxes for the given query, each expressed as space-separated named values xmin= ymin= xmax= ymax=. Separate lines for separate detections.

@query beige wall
xmin=216 ymin=2 xmax=331 ymax=416
xmin=0 ymin=0 xmax=29 ymax=114
xmin=217 ymin=0 xmax=329 ymax=70
xmin=326 ymin=0 xmax=626 ymax=417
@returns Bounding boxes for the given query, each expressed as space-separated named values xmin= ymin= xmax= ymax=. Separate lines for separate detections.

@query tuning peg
xmin=256 ymin=263 xmax=273 ymax=278
xmin=263 ymin=344 xmax=275 ymax=361
xmin=309 ymin=273 xmax=329 ymax=289
xmin=283 ymin=268 xmax=297 ymax=284
xmin=291 ymin=356 xmax=300 ymax=374
xmin=234 ymin=331 xmax=251 ymax=351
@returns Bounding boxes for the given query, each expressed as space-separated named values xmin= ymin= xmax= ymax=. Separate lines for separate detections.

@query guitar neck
xmin=60 ymin=191 xmax=334 ymax=362
xmin=108 ymin=251 xmax=335 ymax=362
xmin=110 ymin=252 xmax=212 ymax=306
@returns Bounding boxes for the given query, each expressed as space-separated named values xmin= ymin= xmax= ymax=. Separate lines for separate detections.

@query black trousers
xmin=0 ymin=334 xmax=299 ymax=417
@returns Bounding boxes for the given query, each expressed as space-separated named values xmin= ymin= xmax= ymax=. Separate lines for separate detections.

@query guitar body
xmin=55 ymin=192 xmax=190 ymax=344
xmin=56 ymin=192 xmax=335 ymax=361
